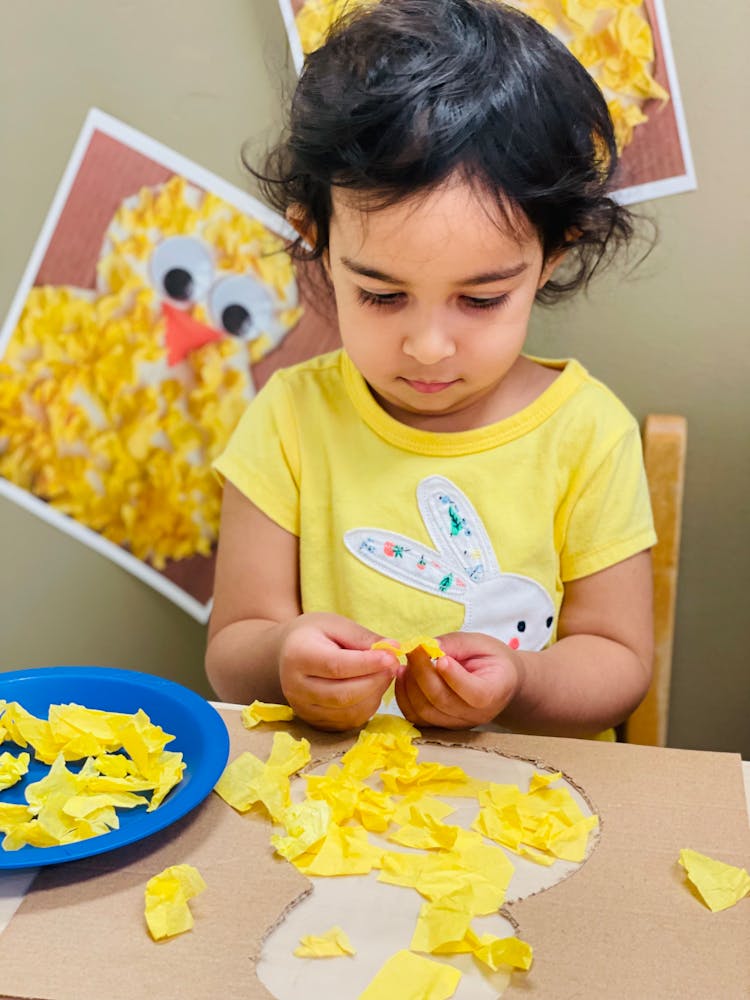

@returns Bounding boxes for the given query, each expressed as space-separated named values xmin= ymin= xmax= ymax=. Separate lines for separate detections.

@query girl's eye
xmin=462 ymin=294 xmax=510 ymax=311
xmin=357 ymin=289 xmax=405 ymax=309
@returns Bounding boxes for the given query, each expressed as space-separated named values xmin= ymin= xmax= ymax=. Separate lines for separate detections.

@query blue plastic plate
xmin=0 ymin=666 xmax=230 ymax=868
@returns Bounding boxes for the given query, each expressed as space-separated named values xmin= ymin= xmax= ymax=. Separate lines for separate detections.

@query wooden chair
xmin=622 ymin=414 xmax=687 ymax=747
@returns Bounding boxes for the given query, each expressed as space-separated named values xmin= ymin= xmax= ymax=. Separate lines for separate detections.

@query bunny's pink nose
xmin=508 ymin=637 xmax=520 ymax=650
xmin=163 ymin=302 xmax=224 ymax=365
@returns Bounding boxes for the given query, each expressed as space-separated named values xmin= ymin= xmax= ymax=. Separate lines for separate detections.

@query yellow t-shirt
xmin=215 ymin=349 xmax=656 ymax=654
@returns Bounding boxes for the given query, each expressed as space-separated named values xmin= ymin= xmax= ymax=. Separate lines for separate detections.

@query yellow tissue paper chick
xmin=678 ymin=848 xmax=750 ymax=913
xmin=294 ymin=0 xmax=668 ymax=154
xmin=294 ymin=925 xmax=356 ymax=958
xmin=145 ymin=863 xmax=207 ymax=940
xmin=0 ymin=175 xmax=302 ymax=570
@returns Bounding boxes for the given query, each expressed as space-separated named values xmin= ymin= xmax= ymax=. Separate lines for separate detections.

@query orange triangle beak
xmin=163 ymin=301 xmax=224 ymax=366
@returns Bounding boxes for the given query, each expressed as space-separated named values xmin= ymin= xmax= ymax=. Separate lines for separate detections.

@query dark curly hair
xmin=250 ymin=0 xmax=643 ymax=303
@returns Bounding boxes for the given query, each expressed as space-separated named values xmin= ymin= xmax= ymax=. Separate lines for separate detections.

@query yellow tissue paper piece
xmin=358 ymin=949 xmax=461 ymax=1000
xmin=410 ymin=884 xmax=474 ymax=953
xmin=144 ymin=863 xmax=207 ymax=941
xmin=272 ymin=798 xmax=332 ymax=861
xmin=392 ymin=794 xmax=456 ymax=826
xmin=472 ymin=932 xmax=534 ymax=972
xmin=678 ymin=849 xmax=750 ymax=913
xmin=0 ymin=803 xmax=34 ymax=833
xmin=372 ymin=636 xmax=445 ymax=664
xmin=474 ymin=772 xmax=598 ymax=864
xmin=387 ymin=811 xmax=460 ymax=851
xmin=294 ymin=926 xmax=355 ymax=958
xmin=241 ymin=701 xmax=294 ymax=729
xmin=293 ymin=823 xmax=382 ymax=877
xmin=214 ymin=732 xmax=310 ymax=821
xmin=381 ymin=760 xmax=486 ymax=798
xmin=415 ymin=869 xmax=506 ymax=917
xmin=0 ymin=700 xmax=184 ymax=850
xmin=0 ymin=751 xmax=30 ymax=791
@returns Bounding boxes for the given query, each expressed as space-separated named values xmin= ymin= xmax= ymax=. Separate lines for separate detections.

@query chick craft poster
xmin=0 ymin=109 xmax=338 ymax=621
xmin=278 ymin=0 xmax=695 ymax=205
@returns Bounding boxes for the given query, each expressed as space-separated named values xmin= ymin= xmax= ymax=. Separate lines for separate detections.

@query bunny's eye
xmin=517 ymin=620 xmax=526 ymax=633
xmin=546 ymin=616 xmax=554 ymax=628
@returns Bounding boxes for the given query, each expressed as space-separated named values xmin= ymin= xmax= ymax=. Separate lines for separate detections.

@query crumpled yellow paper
xmin=212 ymin=713 xmax=592 ymax=992
xmin=272 ymin=798 xmax=332 ymax=861
xmin=241 ymin=701 xmax=295 ymax=729
xmin=678 ymin=848 xmax=750 ymax=913
xmin=294 ymin=925 xmax=356 ymax=957
xmin=372 ymin=636 xmax=446 ymax=663
xmin=0 ymin=701 xmax=184 ymax=850
xmin=473 ymin=771 xmax=598 ymax=864
xmin=213 ymin=732 xmax=310 ymax=821
xmin=0 ymin=751 xmax=30 ymax=792
xmin=144 ymin=864 xmax=207 ymax=940
xmin=358 ymin=949 xmax=461 ymax=1000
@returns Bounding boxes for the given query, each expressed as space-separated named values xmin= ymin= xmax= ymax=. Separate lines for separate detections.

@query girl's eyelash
xmin=463 ymin=294 xmax=510 ymax=311
xmin=357 ymin=289 xmax=510 ymax=311
xmin=357 ymin=289 xmax=404 ymax=308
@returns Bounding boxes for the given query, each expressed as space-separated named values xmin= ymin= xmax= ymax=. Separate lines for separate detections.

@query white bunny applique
xmin=344 ymin=475 xmax=555 ymax=651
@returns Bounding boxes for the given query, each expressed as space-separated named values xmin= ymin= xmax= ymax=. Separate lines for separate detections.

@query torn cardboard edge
xmin=0 ymin=710 xmax=748 ymax=1000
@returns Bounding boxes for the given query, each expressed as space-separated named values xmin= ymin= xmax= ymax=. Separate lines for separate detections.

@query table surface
xmin=1 ymin=707 xmax=748 ymax=943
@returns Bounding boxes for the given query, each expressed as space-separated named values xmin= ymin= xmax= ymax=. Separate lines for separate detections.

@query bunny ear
xmin=417 ymin=476 xmax=501 ymax=584
xmin=344 ymin=529 xmax=471 ymax=603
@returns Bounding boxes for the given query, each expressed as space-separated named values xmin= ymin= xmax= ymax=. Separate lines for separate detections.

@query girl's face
xmin=326 ymin=177 xmax=560 ymax=431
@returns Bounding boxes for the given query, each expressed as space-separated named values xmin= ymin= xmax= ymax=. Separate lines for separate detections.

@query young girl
xmin=206 ymin=0 xmax=656 ymax=738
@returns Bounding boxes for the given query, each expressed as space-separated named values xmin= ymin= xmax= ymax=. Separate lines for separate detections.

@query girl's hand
xmin=279 ymin=612 xmax=399 ymax=732
xmin=395 ymin=631 xmax=522 ymax=729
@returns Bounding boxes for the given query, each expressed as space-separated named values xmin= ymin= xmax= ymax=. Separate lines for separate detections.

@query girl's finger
xmin=433 ymin=655 xmax=495 ymax=709
xmin=303 ymin=647 xmax=397 ymax=682
xmin=400 ymin=669 xmax=472 ymax=729
xmin=394 ymin=672 xmax=419 ymax=724
xmin=407 ymin=649 xmax=469 ymax=715
xmin=303 ymin=671 xmax=393 ymax=708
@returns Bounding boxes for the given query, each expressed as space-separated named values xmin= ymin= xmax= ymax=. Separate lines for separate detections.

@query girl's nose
xmin=402 ymin=320 xmax=456 ymax=365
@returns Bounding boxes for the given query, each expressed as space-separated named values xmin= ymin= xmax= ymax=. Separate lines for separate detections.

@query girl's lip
xmin=403 ymin=378 xmax=459 ymax=394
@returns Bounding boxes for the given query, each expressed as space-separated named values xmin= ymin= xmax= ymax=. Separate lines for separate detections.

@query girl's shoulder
xmin=527 ymin=355 xmax=639 ymax=431
xmin=262 ymin=348 xmax=344 ymax=391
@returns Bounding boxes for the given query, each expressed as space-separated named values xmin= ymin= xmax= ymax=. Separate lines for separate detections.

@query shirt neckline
xmin=340 ymin=350 xmax=587 ymax=456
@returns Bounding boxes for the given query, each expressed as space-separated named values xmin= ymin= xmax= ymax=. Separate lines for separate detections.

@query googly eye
xmin=208 ymin=274 xmax=276 ymax=340
xmin=150 ymin=236 xmax=214 ymax=305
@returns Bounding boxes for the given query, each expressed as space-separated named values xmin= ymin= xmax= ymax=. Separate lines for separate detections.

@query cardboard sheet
xmin=0 ymin=709 xmax=748 ymax=1000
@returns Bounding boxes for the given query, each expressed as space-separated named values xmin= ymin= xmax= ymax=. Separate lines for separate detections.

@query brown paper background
xmin=0 ymin=710 xmax=748 ymax=1000
xmin=16 ymin=129 xmax=339 ymax=608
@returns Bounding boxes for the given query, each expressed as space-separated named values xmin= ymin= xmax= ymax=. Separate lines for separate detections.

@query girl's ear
xmin=286 ymin=204 xmax=315 ymax=244
xmin=538 ymin=249 xmax=566 ymax=289
xmin=286 ymin=205 xmax=331 ymax=277
xmin=537 ymin=226 xmax=581 ymax=288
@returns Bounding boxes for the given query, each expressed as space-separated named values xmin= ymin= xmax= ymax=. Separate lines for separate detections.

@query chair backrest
xmin=622 ymin=414 xmax=687 ymax=746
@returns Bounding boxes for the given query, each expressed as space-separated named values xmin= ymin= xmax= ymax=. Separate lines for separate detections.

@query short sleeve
xmin=560 ymin=422 xmax=656 ymax=582
xmin=213 ymin=372 xmax=301 ymax=536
